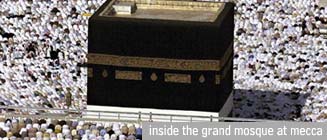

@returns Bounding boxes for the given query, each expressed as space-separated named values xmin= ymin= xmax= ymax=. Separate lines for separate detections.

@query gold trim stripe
xmin=164 ymin=73 xmax=191 ymax=84
xmin=87 ymin=43 xmax=233 ymax=71
xmin=88 ymin=68 xmax=93 ymax=78
xmin=115 ymin=70 xmax=142 ymax=80
xmin=88 ymin=68 xmax=224 ymax=85
xmin=215 ymin=75 xmax=220 ymax=85
xmin=88 ymin=53 xmax=221 ymax=71
xmin=214 ymin=56 xmax=232 ymax=84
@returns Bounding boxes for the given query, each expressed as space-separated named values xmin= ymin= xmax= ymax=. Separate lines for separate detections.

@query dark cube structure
xmin=88 ymin=0 xmax=234 ymax=113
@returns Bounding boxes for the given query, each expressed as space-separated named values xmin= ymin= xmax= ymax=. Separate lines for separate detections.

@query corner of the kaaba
xmin=87 ymin=0 xmax=234 ymax=116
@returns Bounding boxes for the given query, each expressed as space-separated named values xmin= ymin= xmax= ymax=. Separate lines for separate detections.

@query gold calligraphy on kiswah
xmin=115 ymin=70 xmax=142 ymax=80
xmin=87 ymin=53 xmax=221 ymax=71
xmin=164 ymin=73 xmax=191 ymax=84
xmin=88 ymin=69 xmax=223 ymax=85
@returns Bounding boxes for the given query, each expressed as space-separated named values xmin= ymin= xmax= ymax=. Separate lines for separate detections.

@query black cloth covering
xmin=87 ymin=1 xmax=235 ymax=112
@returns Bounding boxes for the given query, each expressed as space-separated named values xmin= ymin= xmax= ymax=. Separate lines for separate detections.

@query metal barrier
xmin=0 ymin=105 xmax=289 ymax=123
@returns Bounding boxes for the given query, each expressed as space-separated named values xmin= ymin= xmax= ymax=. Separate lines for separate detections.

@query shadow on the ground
xmin=232 ymin=89 xmax=311 ymax=121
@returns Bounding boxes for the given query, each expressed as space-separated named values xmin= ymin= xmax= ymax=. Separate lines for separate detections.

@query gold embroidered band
xmin=88 ymin=69 xmax=225 ymax=85
xmin=88 ymin=53 xmax=221 ymax=71
xmin=87 ymin=43 xmax=233 ymax=71
xmin=164 ymin=73 xmax=191 ymax=84
xmin=115 ymin=70 xmax=142 ymax=80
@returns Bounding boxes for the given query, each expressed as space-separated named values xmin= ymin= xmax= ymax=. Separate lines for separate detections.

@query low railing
xmin=319 ymin=24 xmax=327 ymax=39
xmin=0 ymin=105 xmax=287 ymax=123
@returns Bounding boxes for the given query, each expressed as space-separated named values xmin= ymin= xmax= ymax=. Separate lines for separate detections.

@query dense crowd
xmin=0 ymin=0 xmax=106 ymax=110
xmin=233 ymin=0 xmax=327 ymax=121
xmin=0 ymin=0 xmax=327 ymax=121
xmin=0 ymin=118 xmax=142 ymax=140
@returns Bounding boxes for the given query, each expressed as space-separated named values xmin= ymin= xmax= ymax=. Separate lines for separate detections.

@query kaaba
xmin=87 ymin=0 xmax=234 ymax=113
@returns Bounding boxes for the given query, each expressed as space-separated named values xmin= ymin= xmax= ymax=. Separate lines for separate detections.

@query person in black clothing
xmin=51 ymin=7 xmax=60 ymax=15
xmin=50 ymin=46 xmax=60 ymax=60
xmin=302 ymin=20 xmax=307 ymax=36
xmin=0 ymin=128 xmax=6 ymax=138
xmin=0 ymin=27 xmax=15 ymax=38
xmin=65 ymin=89 xmax=72 ymax=110
xmin=0 ymin=27 xmax=5 ymax=35
xmin=107 ymin=126 xmax=115 ymax=137
xmin=26 ymin=42 xmax=37 ymax=58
